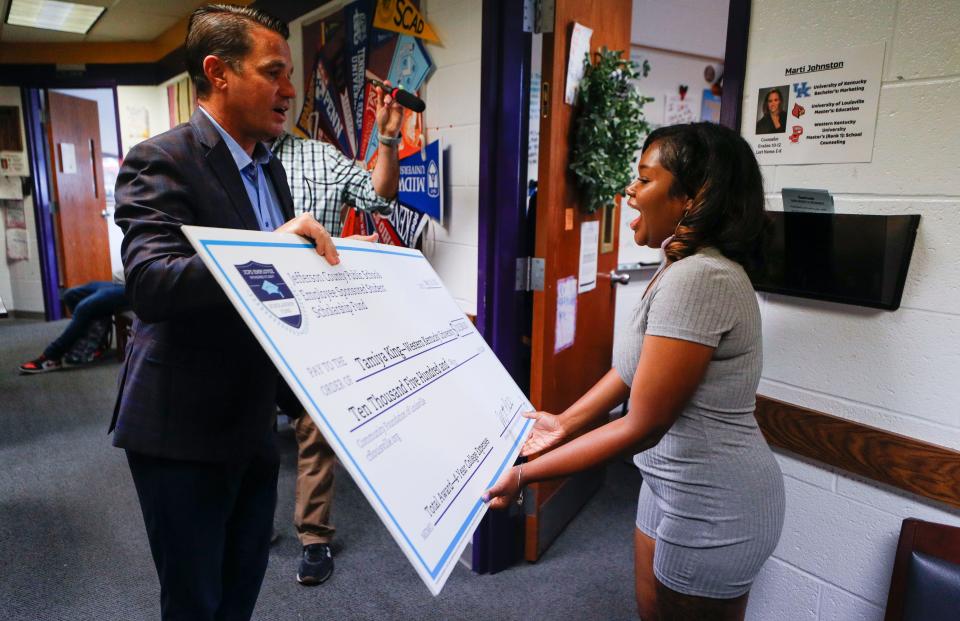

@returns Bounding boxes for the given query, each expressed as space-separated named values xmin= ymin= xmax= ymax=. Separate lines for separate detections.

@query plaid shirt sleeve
xmin=272 ymin=133 xmax=396 ymax=236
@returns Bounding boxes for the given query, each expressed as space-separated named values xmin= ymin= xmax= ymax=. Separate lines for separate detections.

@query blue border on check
xmin=199 ymin=238 xmax=532 ymax=583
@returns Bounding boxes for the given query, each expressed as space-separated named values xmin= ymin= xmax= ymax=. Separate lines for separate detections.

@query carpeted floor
xmin=0 ymin=318 xmax=641 ymax=620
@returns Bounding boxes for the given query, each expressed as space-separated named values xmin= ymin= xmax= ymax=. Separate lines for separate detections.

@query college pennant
xmin=373 ymin=0 xmax=441 ymax=44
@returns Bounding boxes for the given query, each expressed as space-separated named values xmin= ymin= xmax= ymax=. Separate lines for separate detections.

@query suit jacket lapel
xmin=190 ymin=110 xmax=261 ymax=231
xmin=266 ymin=156 xmax=295 ymax=221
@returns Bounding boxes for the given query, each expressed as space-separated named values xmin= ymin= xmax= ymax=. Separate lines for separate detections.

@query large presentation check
xmin=183 ymin=226 xmax=533 ymax=595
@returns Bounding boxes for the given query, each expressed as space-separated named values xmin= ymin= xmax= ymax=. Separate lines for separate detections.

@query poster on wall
xmin=121 ymin=106 xmax=150 ymax=154
xmin=746 ymin=42 xmax=884 ymax=165
xmin=4 ymin=200 xmax=28 ymax=261
xmin=166 ymin=77 xmax=197 ymax=128
xmin=0 ymin=106 xmax=23 ymax=152
xmin=0 ymin=176 xmax=23 ymax=200
xmin=565 ymin=22 xmax=593 ymax=105
xmin=663 ymin=92 xmax=697 ymax=125
xmin=554 ymin=277 xmax=577 ymax=353
xmin=0 ymin=151 xmax=27 ymax=176
xmin=701 ymin=89 xmax=721 ymax=124
xmin=397 ymin=138 xmax=442 ymax=221
xmin=577 ymin=220 xmax=598 ymax=294
xmin=5 ymin=228 xmax=28 ymax=261
xmin=0 ymin=105 xmax=27 ymax=176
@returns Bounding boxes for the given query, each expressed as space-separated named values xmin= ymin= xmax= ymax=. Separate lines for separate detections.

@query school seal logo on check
xmin=235 ymin=261 xmax=303 ymax=329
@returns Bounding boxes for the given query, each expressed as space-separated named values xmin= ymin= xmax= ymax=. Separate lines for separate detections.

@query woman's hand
xmin=520 ymin=410 xmax=567 ymax=457
xmin=482 ymin=465 xmax=521 ymax=510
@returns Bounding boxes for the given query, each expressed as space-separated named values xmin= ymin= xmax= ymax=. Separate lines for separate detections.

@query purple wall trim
xmin=719 ymin=0 xmax=751 ymax=131
xmin=111 ymin=86 xmax=124 ymax=156
xmin=476 ymin=0 xmax=532 ymax=384
xmin=21 ymin=88 xmax=62 ymax=320
xmin=472 ymin=0 xmax=532 ymax=575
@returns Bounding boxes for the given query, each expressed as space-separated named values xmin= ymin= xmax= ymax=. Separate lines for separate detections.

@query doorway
xmin=23 ymin=87 xmax=123 ymax=319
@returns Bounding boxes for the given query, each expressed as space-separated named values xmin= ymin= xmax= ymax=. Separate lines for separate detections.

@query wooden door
xmin=524 ymin=0 xmax=632 ymax=561
xmin=46 ymin=91 xmax=111 ymax=290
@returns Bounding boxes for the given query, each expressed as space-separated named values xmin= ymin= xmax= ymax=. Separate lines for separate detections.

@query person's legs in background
xmin=293 ymin=413 xmax=337 ymax=585
xmin=19 ymin=282 xmax=126 ymax=374
xmin=46 ymin=282 xmax=126 ymax=360
xmin=61 ymin=281 xmax=101 ymax=313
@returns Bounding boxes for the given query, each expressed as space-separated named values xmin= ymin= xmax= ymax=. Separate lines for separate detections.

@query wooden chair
xmin=884 ymin=518 xmax=960 ymax=620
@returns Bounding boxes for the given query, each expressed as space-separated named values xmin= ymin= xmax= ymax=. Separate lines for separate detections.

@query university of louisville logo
xmin=235 ymin=261 xmax=302 ymax=329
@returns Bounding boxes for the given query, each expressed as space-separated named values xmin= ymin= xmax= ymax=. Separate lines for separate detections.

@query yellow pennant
xmin=373 ymin=0 xmax=441 ymax=44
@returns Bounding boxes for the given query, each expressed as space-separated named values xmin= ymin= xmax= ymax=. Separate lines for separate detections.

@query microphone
xmin=367 ymin=77 xmax=426 ymax=113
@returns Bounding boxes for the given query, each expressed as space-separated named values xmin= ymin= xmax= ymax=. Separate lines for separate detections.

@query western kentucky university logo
xmin=235 ymin=261 xmax=303 ymax=329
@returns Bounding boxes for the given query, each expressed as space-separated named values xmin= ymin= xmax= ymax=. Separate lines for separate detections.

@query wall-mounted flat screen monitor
xmin=751 ymin=212 xmax=920 ymax=311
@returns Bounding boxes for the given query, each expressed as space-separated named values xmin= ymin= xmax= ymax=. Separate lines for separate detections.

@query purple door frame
xmin=472 ymin=0 xmax=533 ymax=574
xmin=719 ymin=0 xmax=752 ymax=132
xmin=21 ymin=88 xmax=62 ymax=320
xmin=476 ymin=0 xmax=532 ymax=382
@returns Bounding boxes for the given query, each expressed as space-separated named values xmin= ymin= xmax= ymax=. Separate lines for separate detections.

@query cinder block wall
xmin=419 ymin=0 xmax=482 ymax=316
xmin=741 ymin=1 xmax=960 ymax=619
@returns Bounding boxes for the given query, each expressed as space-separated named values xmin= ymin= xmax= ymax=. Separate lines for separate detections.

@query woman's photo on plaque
xmin=755 ymin=85 xmax=789 ymax=134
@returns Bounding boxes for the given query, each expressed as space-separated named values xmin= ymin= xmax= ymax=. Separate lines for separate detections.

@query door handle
xmin=602 ymin=270 xmax=630 ymax=286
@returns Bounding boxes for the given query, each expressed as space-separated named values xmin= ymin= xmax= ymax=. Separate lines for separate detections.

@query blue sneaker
xmin=297 ymin=543 xmax=333 ymax=586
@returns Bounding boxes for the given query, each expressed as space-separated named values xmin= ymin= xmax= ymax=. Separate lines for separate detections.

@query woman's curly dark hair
xmin=642 ymin=122 xmax=769 ymax=272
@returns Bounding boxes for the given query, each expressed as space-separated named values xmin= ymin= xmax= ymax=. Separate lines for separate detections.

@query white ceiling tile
xmin=86 ymin=5 xmax=180 ymax=41
xmin=1 ymin=0 xmax=206 ymax=43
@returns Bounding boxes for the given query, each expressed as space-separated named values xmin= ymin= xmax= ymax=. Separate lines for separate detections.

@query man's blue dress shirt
xmin=200 ymin=107 xmax=286 ymax=231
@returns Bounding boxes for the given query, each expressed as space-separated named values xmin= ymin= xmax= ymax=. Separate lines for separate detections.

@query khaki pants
xmin=293 ymin=414 xmax=336 ymax=546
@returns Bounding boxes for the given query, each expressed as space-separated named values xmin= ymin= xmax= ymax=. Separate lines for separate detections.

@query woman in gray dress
xmin=485 ymin=122 xmax=784 ymax=620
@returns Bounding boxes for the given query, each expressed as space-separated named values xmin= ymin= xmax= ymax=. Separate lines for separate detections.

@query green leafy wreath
xmin=569 ymin=47 xmax=652 ymax=214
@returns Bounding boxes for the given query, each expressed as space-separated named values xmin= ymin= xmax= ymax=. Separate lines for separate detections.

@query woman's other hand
xmin=482 ymin=465 xmax=521 ymax=510
xmin=520 ymin=410 xmax=566 ymax=457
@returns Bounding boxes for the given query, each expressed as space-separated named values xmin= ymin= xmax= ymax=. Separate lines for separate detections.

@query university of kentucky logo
xmin=235 ymin=261 xmax=302 ymax=329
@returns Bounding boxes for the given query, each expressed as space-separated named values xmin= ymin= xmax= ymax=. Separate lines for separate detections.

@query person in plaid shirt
xmin=272 ymin=83 xmax=402 ymax=586
xmin=271 ymin=120 xmax=399 ymax=234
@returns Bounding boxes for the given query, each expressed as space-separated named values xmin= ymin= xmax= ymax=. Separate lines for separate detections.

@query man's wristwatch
xmin=378 ymin=132 xmax=401 ymax=147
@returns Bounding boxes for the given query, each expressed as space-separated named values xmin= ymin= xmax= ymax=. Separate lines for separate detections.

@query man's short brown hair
xmin=186 ymin=4 xmax=289 ymax=98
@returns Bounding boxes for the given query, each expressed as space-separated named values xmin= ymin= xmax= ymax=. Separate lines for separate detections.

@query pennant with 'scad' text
xmin=373 ymin=0 xmax=441 ymax=44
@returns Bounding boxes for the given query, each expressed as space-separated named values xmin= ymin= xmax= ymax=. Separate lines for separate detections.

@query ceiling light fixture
xmin=6 ymin=0 xmax=106 ymax=35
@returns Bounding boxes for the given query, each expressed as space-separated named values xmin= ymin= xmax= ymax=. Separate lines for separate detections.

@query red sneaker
xmin=19 ymin=355 xmax=62 ymax=374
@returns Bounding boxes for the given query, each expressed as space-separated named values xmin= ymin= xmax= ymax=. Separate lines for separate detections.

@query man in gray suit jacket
xmin=112 ymin=6 xmax=342 ymax=619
